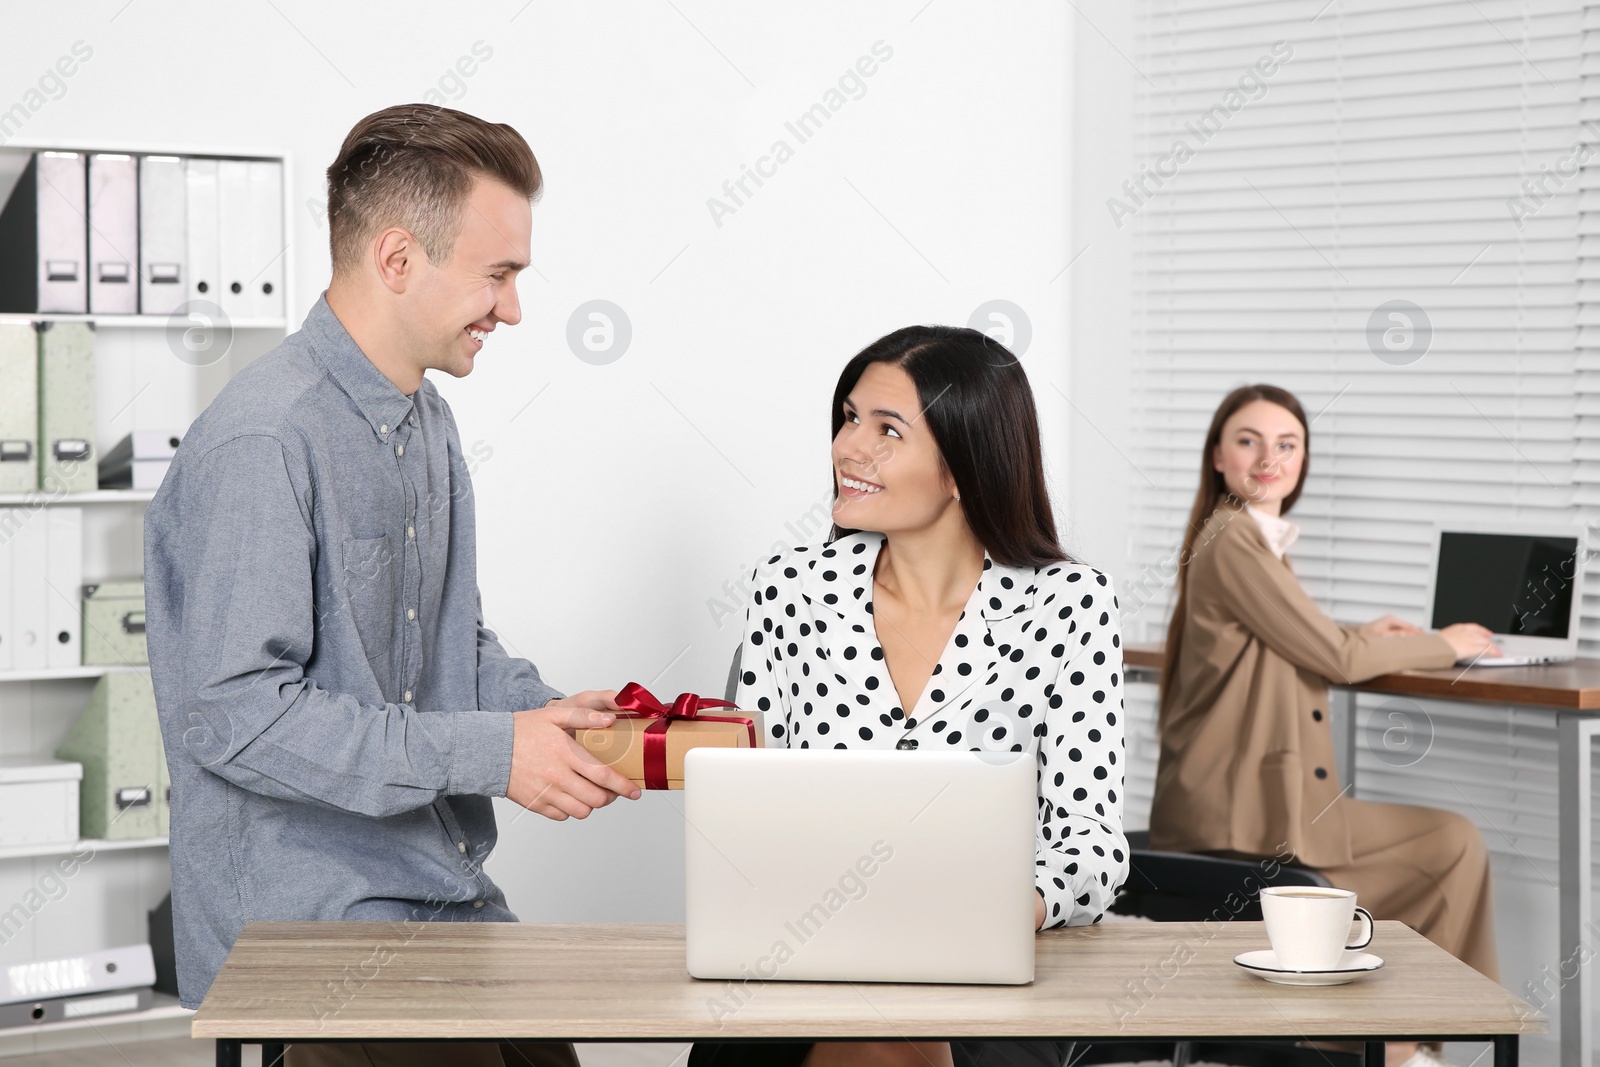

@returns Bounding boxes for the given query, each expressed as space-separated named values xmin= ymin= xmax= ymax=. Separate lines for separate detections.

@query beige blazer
xmin=1148 ymin=501 xmax=1456 ymax=869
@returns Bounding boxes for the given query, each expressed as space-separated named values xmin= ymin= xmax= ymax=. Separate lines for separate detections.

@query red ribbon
xmin=612 ymin=682 xmax=755 ymax=789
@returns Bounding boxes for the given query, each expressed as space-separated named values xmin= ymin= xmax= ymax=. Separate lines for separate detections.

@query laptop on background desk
xmin=1424 ymin=524 xmax=1582 ymax=668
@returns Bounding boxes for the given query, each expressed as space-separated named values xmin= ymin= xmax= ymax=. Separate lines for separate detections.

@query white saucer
xmin=1234 ymin=948 xmax=1385 ymax=986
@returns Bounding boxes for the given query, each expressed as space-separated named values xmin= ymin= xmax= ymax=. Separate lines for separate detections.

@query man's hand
xmin=507 ymin=691 xmax=641 ymax=819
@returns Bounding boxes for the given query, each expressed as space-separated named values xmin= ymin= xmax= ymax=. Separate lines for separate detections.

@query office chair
xmin=1067 ymin=833 xmax=1352 ymax=1067
xmin=1110 ymin=830 xmax=1333 ymax=923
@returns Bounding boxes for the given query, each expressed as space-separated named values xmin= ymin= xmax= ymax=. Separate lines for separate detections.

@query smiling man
xmin=144 ymin=106 xmax=639 ymax=1067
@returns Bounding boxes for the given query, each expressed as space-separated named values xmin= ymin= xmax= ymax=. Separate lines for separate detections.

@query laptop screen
xmin=1431 ymin=531 xmax=1579 ymax=638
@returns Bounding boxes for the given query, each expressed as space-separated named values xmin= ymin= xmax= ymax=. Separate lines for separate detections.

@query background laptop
xmin=1424 ymin=525 xmax=1582 ymax=667
xmin=684 ymin=748 xmax=1037 ymax=985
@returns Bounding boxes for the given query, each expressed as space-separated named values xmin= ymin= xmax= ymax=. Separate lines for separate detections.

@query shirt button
xmin=407 ymin=526 xmax=415 ymax=539
xmin=1314 ymin=767 xmax=1328 ymax=779
xmin=472 ymin=899 xmax=485 ymax=909
xmin=1312 ymin=709 xmax=1323 ymax=722
xmin=379 ymin=424 xmax=388 ymax=435
xmin=403 ymin=690 xmax=413 ymax=702
xmin=396 ymin=445 xmax=404 ymax=458
xmin=457 ymin=841 xmax=468 ymax=854
xmin=407 ymin=608 xmax=416 ymax=621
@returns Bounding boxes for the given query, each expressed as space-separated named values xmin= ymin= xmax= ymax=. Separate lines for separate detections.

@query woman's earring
xmin=955 ymin=491 xmax=962 ymax=502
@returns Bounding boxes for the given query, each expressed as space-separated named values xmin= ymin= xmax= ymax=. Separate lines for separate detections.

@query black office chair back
xmin=1113 ymin=829 xmax=1332 ymax=922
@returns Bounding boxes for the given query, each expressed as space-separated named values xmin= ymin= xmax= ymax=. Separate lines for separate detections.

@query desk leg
xmin=1332 ymin=688 xmax=1358 ymax=794
xmin=1559 ymin=716 xmax=1599 ymax=1067
xmin=1364 ymin=1041 xmax=1384 ymax=1067
xmin=1495 ymin=1035 xmax=1519 ymax=1067
xmin=215 ymin=1039 xmax=242 ymax=1067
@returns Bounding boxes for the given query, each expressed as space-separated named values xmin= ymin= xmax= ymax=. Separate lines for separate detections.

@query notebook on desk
xmin=1424 ymin=525 xmax=1582 ymax=668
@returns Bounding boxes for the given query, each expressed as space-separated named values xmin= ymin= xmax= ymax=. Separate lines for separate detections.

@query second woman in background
xmin=1149 ymin=384 xmax=1499 ymax=1067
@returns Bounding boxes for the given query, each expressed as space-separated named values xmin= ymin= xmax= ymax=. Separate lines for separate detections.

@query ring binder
xmin=0 ymin=152 xmax=88 ymax=313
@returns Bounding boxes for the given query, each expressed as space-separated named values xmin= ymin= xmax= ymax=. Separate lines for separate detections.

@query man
xmin=145 ymin=105 xmax=640 ymax=1067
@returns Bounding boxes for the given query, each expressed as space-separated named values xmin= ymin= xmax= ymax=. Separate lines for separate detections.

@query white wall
xmin=1063 ymin=2 xmax=1138 ymax=604
xmin=0 ymin=1 xmax=1075 ymax=923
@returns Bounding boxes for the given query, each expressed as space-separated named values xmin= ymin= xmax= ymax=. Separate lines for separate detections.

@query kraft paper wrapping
xmin=574 ymin=714 xmax=762 ymax=789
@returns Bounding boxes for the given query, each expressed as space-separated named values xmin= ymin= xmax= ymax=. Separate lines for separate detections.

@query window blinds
xmin=1129 ymin=0 xmax=1581 ymax=648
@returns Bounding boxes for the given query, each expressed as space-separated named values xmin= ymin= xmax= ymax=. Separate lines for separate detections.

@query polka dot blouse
xmin=736 ymin=530 xmax=1130 ymax=928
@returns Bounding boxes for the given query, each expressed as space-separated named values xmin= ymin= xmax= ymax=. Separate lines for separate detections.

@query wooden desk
xmin=195 ymin=920 xmax=1539 ymax=1065
xmin=1123 ymin=643 xmax=1600 ymax=709
xmin=1123 ymin=642 xmax=1599 ymax=1067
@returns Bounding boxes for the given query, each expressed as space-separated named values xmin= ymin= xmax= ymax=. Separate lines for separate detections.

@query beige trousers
xmin=1314 ymin=798 xmax=1499 ymax=981
xmin=284 ymin=1039 xmax=579 ymax=1066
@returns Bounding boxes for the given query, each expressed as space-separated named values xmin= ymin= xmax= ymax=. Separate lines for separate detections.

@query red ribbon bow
xmin=612 ymin=682 xmax=755 ymax=789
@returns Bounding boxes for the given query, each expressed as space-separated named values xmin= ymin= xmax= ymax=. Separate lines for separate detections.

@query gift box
xmin=575 ymin=683 xmax=762 ymax=790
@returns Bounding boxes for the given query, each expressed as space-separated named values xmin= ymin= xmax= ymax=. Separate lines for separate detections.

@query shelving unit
xmin=0 ymin=993 xmax=191 ymax=1057
xmin=0 ymin=139 xmax=293 ymax=1057
xmin=0 ymin=314 xmax=288 ymax=331
xmin=0 ymin=666 xmax=143 ymax=684
xmin=0 ymin=836 xmax=167 ymax=863
xmin=0 ymin=489 xmax=155 ymax=506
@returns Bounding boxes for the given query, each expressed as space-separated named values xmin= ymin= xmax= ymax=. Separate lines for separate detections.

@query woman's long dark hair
xmin=828 ymin=325 xmax=1068 ymax=567
xmin=1158 ymin=384 xmax=1310 ymax=714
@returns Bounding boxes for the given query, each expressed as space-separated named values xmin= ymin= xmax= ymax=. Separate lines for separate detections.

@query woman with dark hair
xmin=1148 ymin=385 xmax=1500 ymax=1067
xmin=691 ymin=326 xmax=1126 ymax=1067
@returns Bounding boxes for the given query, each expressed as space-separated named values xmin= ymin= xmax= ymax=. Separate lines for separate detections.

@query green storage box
xmin=0 ymin=324 xmax=37 ymax=493
xmin=37 ymin=321 xmax=95 ymax=494
xmin=55 ymin=671 xmax=164 ymax=841
xmin=82 ymin=580 xmax=147 ymax=666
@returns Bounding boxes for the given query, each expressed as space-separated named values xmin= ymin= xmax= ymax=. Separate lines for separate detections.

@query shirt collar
xmin=799 ymin=530 xmax=1041 ymax=624
xmin=1245 ymin=503 xmax=1300 ymax=560
xmin=303 ymin=292 xmax=417 ymax=440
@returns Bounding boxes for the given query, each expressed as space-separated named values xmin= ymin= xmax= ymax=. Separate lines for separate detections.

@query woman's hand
xmin=1035 ymin=891 xmax=1046 ymax=930
xmin=1360 ymin=614 xmax=1420 ymax=638
xmin=1439 ymin=622 xmax=1500 ymax=662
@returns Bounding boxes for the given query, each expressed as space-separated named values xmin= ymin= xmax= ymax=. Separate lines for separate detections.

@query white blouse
xmin=735 ymin=530 xmax=1129 ymax=928
xmin=1244 ymin=503 xmax=1300 ymax=560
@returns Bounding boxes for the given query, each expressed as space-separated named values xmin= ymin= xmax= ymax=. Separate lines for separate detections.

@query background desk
xmin=194 ymin=921 xmax=1538 ymax=1065
xmin=1124 ymin=643 xmax=1600 ymax=1067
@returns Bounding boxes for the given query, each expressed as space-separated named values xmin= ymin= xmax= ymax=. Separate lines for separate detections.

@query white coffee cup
xmin=1259 ymin=886 xmax=1374 ymax=970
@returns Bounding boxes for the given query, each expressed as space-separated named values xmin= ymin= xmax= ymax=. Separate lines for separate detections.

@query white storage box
xmin=0 ymin=759 xmax=82 ymax=849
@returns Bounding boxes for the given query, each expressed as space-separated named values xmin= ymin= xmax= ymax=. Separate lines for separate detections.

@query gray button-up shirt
xmin=145 ymin=294 xmax=560 ymax=1009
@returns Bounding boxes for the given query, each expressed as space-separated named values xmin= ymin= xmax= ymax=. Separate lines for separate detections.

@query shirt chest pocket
xmin=341 ymin=534 xmax=396 ymax=681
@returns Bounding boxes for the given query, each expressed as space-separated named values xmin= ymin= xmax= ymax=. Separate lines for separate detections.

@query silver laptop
xmin=683 ymin=748 xmax=1037 ymax=985
xmin=1424 ymin=524 xmax=1582 ymax=667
